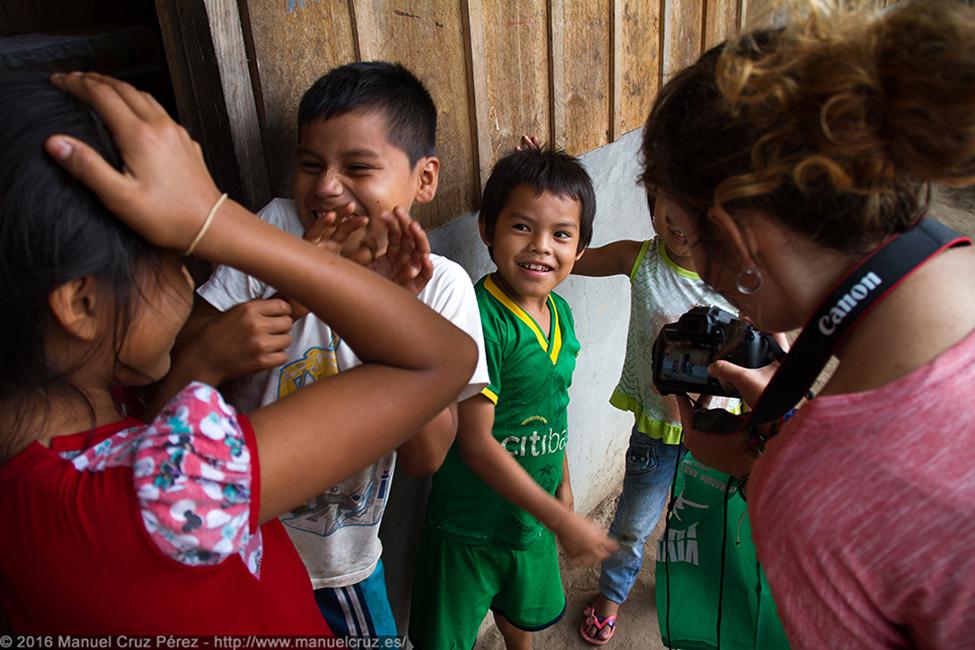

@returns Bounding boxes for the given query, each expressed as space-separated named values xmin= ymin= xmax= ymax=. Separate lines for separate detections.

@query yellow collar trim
xmin=485 ymin=275 xmax=562 ymax=364
xmin=659 ymin=239 xmax=700 ymax=280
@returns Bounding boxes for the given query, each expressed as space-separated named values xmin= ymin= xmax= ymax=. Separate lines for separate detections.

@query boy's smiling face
xmin=293 ymin=109 xmax=438 ymax=228
xmin=481 ymin=184 xmax=585 ymax=308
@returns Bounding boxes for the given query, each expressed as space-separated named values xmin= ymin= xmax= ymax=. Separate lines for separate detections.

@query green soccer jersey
xmin=427 ymin=274 xmax=580 ymax=549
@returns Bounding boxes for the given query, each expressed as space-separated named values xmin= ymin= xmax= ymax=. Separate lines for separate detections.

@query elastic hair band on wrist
xmin=185 ymin=192 xmax=227 ymax=257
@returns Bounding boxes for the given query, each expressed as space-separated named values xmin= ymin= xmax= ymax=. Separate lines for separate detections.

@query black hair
xmin=479 ymin=147 xmax=596 ymax=254
xmin=0 ymin=72 xmax=161 ymax=458
xmin=297 ymin=61 xmax=437 ymax=166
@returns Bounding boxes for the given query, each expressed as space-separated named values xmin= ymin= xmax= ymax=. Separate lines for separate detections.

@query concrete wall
xmin=379 ymin=128 xmax=652 ymax=631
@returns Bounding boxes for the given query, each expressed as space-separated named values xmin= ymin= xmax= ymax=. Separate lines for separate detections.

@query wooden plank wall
xmin=178 ymin=0 xmax=792 ymax=226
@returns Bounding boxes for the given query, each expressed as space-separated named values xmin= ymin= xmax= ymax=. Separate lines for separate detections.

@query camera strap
xmin=695 ymin=218 xmax=971 ymax=434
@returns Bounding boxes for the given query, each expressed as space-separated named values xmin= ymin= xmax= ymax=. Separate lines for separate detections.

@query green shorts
xmin=408 ymin=523 xmax=566 ymax=649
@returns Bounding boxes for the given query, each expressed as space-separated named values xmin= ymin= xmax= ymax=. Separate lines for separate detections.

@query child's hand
xmin=371 ymin=207 xmax=433 ymax=295
xmin=191 ymin=299 xmax=294 ymax=383
xmin=552 ymin=511 xmax=617 ymax=565
xmin=517 ymin=134 xmax=542 ymax=151
xmin=280 ymin=204 xmax=370 ymax=318
xmin=303 ymin=202 xmax=370 ymax=257
xmin=330 ymin=207 xmax=433 ymax=295
xmin=45 ymin=72 xmax=223 ymax=253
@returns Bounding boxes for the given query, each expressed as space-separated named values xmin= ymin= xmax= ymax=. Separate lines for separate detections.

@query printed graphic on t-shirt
xmin=280 ymin=453 xmax=394 ymax=537
xmin=499 ymin=415 xmax=568 ymax=458
xmin=276 ymin=336 xmax=340 ymax=399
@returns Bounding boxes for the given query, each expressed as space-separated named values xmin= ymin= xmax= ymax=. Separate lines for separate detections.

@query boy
xmin=408 ymin=147 xmax=617 ymax=650
xmin=166 ymin=62 xmax=489 ymax=637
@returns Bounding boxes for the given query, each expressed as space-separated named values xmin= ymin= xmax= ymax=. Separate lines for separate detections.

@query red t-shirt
xmin=0 ymin=383 xmax=329 ymax=635
xmin=751 ymin=329 xmax=975 ymax=649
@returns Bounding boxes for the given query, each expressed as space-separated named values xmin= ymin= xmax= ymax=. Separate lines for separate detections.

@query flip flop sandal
xmin=579 ymin=605 xmax=618 ymax=646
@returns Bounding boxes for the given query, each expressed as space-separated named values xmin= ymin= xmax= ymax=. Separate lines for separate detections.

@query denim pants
xmin=598 ymin=427 xmax=684 ymax=604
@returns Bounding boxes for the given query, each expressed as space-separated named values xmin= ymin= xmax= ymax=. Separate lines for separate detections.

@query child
xmin=572 ymin=191 xmax=738 ymax=644
xmin=408 ymin=147 xmax=618 ymax=650
xmin=168 ymin=62 xmax=490 ymax=637
xmin=0 ymin=71 xmax=475 ymax=633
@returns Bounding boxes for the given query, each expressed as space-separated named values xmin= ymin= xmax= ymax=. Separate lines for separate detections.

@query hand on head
xmin=45 ymin=72 xmax=222 ymax=254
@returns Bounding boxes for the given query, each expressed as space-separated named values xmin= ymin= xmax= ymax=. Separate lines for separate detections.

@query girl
xmin=0 ymin=72 xmax=475 ymax=633
xmin=570 ymin=191 xmax=738 ymax=645
xmin=643 ymin=2 xmax=975 ymax=647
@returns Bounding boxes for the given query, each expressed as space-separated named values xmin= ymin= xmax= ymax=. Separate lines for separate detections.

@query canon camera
xmin=652 ymin=306 xmax=784 ymax=397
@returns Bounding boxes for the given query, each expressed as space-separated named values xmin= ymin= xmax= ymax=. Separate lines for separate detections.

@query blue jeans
xmin=598 ymin=428 xmax=684 ymax=604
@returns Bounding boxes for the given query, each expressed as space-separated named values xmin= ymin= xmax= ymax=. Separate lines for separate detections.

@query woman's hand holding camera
xmin=676 ymin=330 xmax=789 ymax=479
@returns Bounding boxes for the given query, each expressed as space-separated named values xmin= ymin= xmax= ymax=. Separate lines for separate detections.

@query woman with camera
xmin=643 ymin=2 xmax=975 ymax=647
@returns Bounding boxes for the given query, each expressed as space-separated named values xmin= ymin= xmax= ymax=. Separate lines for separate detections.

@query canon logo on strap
xmin=818 ymin=271 xmax=883 ymax=336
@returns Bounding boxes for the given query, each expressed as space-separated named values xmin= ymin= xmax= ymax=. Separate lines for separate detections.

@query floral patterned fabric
xmin=63 ymin=382 xmax=263 ymax=576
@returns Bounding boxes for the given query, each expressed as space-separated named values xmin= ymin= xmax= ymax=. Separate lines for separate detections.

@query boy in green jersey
xmin=409 ymin=147 xmax=618 ymax=649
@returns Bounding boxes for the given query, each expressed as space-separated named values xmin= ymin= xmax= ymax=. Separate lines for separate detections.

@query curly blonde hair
xmin=641 ymin=0 xmax=975 ymax=255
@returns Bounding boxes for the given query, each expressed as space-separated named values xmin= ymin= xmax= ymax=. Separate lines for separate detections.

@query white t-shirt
xmin=198 ymin=198 xmax=489 ymax=588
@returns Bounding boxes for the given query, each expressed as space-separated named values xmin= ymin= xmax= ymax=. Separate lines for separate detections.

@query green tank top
xmin=427 ymin=274 xmax=580 ymax=549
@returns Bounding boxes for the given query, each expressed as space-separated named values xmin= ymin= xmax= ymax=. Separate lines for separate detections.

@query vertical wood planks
xmin=349 ymin=2 xmax=477 ymax=229
xmin=704 ymin=0 xmax=740 ymax=50
xmin=662 ymin=0 xmax=703 ymax=83
xmin=619 ymin=0 xmax=661 ymax=134
xmin=239 ymin=0 xmax=356 ymax=200
xmin=156 ymin=0 xmax=269 ymax=209
xmin=157 ymin=0 xmax=744 ymax=227
xmin=548 ymin=0 xmax=566 ymax=149
xmin=609 ymin=0 xmax=623 ymax=141
xmin=480 ymin=0 xmax=550 ymax=161
xmin=203 ymin=0 xmax=270 ymax=209
xmin=561 ymin=0 xmax=611 ymax=155
xmin=462 ymin=0 xmax=492 ymax=191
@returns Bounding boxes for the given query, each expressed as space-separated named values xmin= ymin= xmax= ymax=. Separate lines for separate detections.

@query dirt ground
xmin=476 ymin=492 xmax=668 ymax=650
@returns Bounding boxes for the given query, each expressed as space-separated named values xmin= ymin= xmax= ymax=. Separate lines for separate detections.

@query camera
xmin=652 ymin=306 xmax=784 ymax=397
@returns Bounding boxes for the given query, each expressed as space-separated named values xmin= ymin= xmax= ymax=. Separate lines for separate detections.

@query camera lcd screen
xmin=657 ymin=341 xmax=713 ymax=386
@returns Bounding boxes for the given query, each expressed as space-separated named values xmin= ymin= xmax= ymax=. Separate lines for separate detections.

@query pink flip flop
xmin=579 ymin=605 xmax=618 ymax=645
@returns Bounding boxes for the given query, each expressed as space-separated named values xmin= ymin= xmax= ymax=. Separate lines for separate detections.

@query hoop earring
xmin=735 ymin=267 xmax=764 ymax=295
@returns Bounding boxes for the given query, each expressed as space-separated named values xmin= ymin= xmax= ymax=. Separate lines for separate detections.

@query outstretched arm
xmin=47 ymin=72 xmax=476 ymax=524
xmin=456 ymin=395 xmax=616 ymax=563
xmin=571 ymin=240 xmax=644 ymax=277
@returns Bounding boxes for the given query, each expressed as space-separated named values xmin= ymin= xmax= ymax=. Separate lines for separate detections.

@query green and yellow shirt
xmin=427 ymin=274 xmax=580 ymax=549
